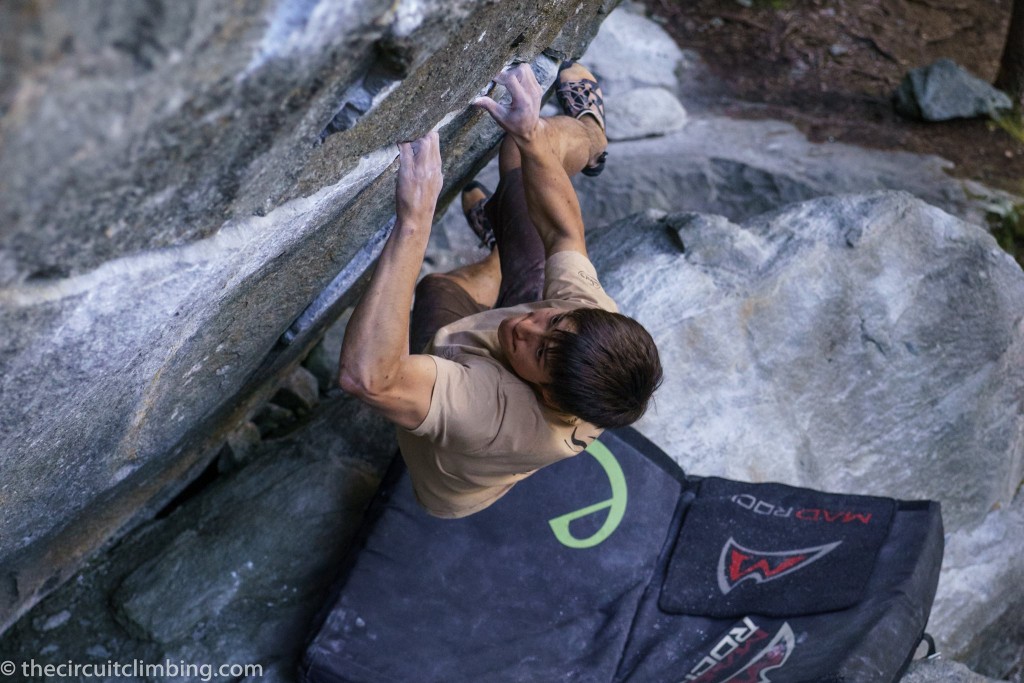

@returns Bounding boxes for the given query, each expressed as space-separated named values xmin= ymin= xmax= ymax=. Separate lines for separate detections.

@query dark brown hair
xmin=544 ymin=308 xmax=663 ymax=429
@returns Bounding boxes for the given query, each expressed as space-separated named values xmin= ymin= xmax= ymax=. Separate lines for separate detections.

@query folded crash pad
xmin=300 ymin=428 xmax=943 ymax=683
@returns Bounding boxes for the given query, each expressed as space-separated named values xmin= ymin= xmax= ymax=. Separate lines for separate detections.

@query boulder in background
xmin=894 ymin=58 xmax=1013 ymax=121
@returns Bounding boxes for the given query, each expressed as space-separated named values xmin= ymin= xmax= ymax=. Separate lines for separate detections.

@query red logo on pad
xmin=717 ymin=537 xmax=841 ymax=595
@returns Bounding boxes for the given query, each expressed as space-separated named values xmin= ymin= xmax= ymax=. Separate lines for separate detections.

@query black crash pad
xmin=300 ymin=428 xmax=943 ymax=683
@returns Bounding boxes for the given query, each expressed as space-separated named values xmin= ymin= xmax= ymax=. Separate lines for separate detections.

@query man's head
xmin=498 ymin=307 xmax=662 ymax=429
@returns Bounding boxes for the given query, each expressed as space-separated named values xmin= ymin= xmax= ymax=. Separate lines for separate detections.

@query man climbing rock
xmin=339 ymin=62 xmax=662 ymax=518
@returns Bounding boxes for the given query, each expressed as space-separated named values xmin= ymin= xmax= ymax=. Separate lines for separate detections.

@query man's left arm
xmin=473 ymin=65 xmax=587 ymax=258
xmin=338 ymin=132 xmax=441 ymax=430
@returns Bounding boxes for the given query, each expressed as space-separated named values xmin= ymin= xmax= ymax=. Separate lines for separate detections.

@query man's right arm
xmin=473 ymin=65 xmax=587 ymax=258
xmin=338 ymin=132 xmax=441 ymax=431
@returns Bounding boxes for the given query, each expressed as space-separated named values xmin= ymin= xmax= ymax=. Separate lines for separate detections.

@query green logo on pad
xmin=548 ymin=440 xmax=627 ymax=549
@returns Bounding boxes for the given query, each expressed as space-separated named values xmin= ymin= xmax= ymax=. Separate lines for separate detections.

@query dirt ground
xmin=640 ymin=0 xmax=1024 ymax=195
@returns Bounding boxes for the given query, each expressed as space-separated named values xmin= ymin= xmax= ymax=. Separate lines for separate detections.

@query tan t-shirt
xmin=397 ymin=250 xmax=618 ymax=518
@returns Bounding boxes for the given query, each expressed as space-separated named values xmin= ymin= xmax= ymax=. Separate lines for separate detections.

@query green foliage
xmin=980 ymin=195 xmax=1024 ymax=267
xmin=987 ymin=110 xmax=1024 ymax=268
xmin=991 ymin=108 xmax=1024 ymax=145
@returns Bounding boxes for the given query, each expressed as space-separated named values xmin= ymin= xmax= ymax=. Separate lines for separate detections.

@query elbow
xmin=338 ymin=368 xmax=372 ymax=400
xmin=338 ymin=369 xmax=365 ymax=398
xmin=338 ymin=366 xmax=390 ymax=403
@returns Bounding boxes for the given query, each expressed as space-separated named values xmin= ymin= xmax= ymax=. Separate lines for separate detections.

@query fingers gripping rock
xmin=396 ymin=131 xmax=443 ymax=227
xmin=473 ymin=63 xmax=543 ymax=141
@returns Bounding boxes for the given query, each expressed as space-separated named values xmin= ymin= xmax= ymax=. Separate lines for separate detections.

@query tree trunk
xmin=996 ymin=0 xmax=1024 ymax=104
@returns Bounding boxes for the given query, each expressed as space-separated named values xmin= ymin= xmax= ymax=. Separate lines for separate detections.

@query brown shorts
xmin=409 ymin=275 xmax=488 ymax=353
xmin=410 ymin=167 xmax=546 ymax=353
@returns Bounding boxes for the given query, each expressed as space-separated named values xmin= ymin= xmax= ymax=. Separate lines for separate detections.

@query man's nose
xmin=520 ymin=317 xmax=543 ymax=337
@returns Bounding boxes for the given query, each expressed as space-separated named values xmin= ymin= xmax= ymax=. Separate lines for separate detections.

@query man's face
xmin=497 ymin=307 xmax=574 ymax=386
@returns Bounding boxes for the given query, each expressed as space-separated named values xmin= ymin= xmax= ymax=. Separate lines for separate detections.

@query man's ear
xmin=537 ymin=384 xmax=560 ymax=412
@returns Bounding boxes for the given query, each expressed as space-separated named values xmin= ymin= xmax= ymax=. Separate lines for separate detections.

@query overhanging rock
xmin=0 ymin=0 xmax=619 ymax=634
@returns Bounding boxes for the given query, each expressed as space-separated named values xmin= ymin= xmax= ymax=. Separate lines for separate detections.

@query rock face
xmin=932 ymin=498 xmax=1024 ymax=678
xmin=902 ymin=658 xmax=1007 ymax=683
xmin=894 ymin=58 xmax=1013 ymax=121
xmin=589 ymin=197 xmax=1024 ymax=531
xmin=604 ymin=86 xmax=688 ymax=141
xmin=0 ymin=0 xmax=618 ymax=632
xmin=574 ymin=117 xmax=1011 ymax=231
xmin=0 ymin=393 xmax=396 ymax=680
xmin=576 ymin=0 xmax=685 ymax=97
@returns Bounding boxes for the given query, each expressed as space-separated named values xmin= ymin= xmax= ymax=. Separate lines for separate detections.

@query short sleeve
xmin=543 ymin=250 xmax=618 ymax=312
xmin=403 ymin=353 xmax=571 ymax=470
xmin=404 ymin=355 xmax=505 ymax=454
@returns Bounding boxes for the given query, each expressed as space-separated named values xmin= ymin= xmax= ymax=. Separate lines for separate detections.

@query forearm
xmin=515 ymin=122 xmax=586 ymax=256
xmin=338 ymin=220 xmax=430 ymax=396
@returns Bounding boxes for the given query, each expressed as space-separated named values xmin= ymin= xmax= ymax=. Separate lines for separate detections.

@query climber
xmin=338 ymin=61 xmax=662 ymax=518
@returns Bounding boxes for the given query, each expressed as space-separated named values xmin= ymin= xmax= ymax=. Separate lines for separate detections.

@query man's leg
xmin=409 ymin=270 xmax=492 ymax=353
xmin=408 ymin=189 xmax=502 ymax=353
